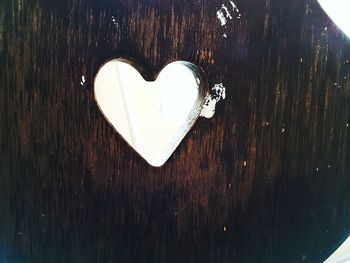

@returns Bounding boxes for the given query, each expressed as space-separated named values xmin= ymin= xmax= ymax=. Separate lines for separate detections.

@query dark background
xmin=1 ymin=0 xmax=350 ymax=262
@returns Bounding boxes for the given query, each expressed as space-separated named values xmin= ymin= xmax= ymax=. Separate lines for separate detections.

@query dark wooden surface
xmin=1 ymin=0 xmax=350 ymax=262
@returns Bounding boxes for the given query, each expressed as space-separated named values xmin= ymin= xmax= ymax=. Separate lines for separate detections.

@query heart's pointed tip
xmin=145 ymin=158 xmax=167 ymax=167
xmin=141 ymin=152 xmax=171 ymax=167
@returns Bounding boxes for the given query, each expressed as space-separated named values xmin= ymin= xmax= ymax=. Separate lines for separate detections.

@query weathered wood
xmin=1 ymin=0 xmax=350 ymax=262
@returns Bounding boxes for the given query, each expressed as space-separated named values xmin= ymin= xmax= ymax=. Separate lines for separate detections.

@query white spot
xmin=200 ymin=83 xmax=226 ymax=118
xmin=223 ymin=33 xmax=227 ymax=38
xmin=346 ymin=123 xmax=349 ymax=127
xmin=80 ymin=75 xmax=86 ymax=86
xmin=316 ymin=168 xmax=319 ymax=171
xmin=111 ymin=16 xmax=117 ymax=25
xmin=282 ymin=128 xmax=286 ymax=133
xmin=334 ymin=82 xmax=341 ymax=88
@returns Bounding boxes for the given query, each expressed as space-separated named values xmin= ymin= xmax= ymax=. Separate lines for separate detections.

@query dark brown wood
xmin=1 ymin=0 xmax=350 ymax=262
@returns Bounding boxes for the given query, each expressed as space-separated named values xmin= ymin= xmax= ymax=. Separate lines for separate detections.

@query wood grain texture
xmin=0 ymin=0 xmax=350 ymax=262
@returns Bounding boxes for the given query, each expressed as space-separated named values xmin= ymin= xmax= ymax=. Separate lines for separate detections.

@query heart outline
xmin=94 ymin=58 xmax=208 ymax=167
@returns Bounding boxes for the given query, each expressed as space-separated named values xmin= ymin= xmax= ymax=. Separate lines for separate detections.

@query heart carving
xmin=94 ymin=59 xmax=207 ymax=167
xmin=318 ymin=0 xmax=350 ymax=38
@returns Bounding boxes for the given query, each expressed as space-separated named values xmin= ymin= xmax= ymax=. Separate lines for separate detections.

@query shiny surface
xmin=318 ymin=0 xmax=350 ymax=38
xmin=0 ymin=0 xmax=350 ymax=262
xmin=94 ymin=59 xmax=207 ymax=166
xmin=325 ymin=235 xmax=350 ymax=262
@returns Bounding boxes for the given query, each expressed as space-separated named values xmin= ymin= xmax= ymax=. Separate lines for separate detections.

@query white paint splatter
xmin=216 ymin=1 xmax=242 ymax=37
xmin=221 ymin=4 xmax=233 ymax=19
xmin=223 ymin=33 xmax=227 ymax=38
xmin=200 ymin=83 xmax=226 ymax=118
xmin=229 ymin=1 xmax=241 ymax=19
xmin=216 ymin=9 xmax=227 ymax=26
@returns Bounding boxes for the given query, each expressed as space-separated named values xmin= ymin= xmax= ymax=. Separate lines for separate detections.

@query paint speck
xmin=80 ymin=75 xmax=86 ymax=86
xmin=300 ymin=58 xmax=303 ymax=63
xmin=228 ymin=183 xmax=232 ymax=188
xmin=282 ymin=128 xmax=286 ymax=133
xmin=346 ymin=123 xmax=349 ymax=127
xmin=223 ymin=33 xmax=227 ymax=38
xmin=316 ymin=168 xmax=319 ymax=171
xmin=200 ymin=83 xmax=226 ymax=118
xmin=334 ymin=82 xmax=341 ymax=89
xmin=328 ymin=165 xmax=331 ymax=168
xmin=243 ymin=160 xmax=247 ymax=167
xmin=111 ymin=16 xmax=118 ymax=25
xmin=324 ymin=27 xmax=328 ymax=31
xmin=223 ymin=226 xmax=227 ymax=232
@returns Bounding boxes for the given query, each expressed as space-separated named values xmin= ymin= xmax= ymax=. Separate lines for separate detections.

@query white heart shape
xmin=318 ymin=0 xmax=350 ymax=38
xmin=94 ymin=59 xmax=207 ymax=167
